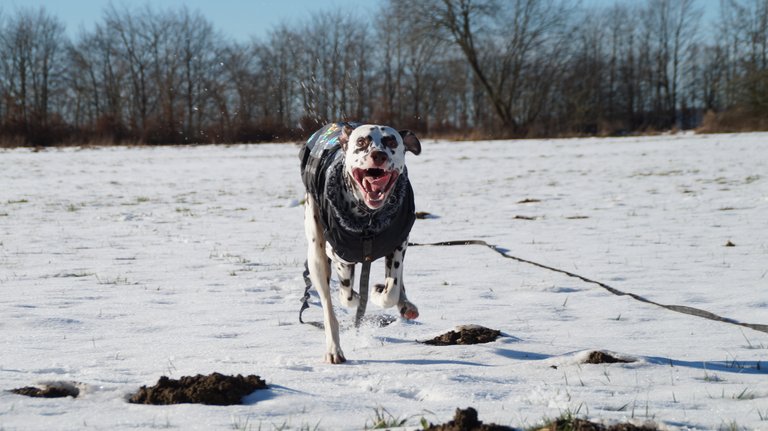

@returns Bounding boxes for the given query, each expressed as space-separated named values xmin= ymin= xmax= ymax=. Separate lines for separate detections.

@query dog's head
xmin=339 ymin=123 xmax=421 ymax=210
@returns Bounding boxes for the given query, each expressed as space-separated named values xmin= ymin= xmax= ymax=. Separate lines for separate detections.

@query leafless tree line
xmin=0 ymin=0 xmax=766 ymax=146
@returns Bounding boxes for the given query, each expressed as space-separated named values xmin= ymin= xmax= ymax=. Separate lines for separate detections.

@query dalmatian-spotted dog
xmin=299 ymin=122 xmax=421 ymax=363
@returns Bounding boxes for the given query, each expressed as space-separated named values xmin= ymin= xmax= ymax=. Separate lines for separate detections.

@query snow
xmin=1 ymin=132 xmax=767 ymax=430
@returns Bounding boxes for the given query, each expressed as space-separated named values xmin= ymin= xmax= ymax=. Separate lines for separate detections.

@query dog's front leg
xmin=371 ymin=240 xmax=419 ymax=320
xmin=335 ymin=261 xmax=359 ymax=308
xmin=304 ymin=195 xmax=345 ymax=364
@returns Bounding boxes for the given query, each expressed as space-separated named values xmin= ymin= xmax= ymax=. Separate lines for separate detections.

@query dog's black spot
xmin=375 ymin=284 xmax=386 ymax=293
xmin=353 ymin=137 xmax=372 ymax=154
xmin=393 ymin=278 xmax=398 ymax=286
xmin=397 ymin=245 xmax=404 ymax=251
xmin=394 ymin=261 xmax=400 ymax=269
xmin=341 ymin=278 xmax=351 ymax=287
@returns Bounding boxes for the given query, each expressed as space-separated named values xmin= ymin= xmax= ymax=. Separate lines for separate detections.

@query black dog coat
xmin=299 ymin=122 xmax=416 ymax=263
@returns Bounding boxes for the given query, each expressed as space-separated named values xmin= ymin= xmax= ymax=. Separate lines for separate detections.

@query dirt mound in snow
xmin=534 ymin=418 xmax=658 ymax=431
xmin=423 ymin=325 xmax=501 ymax=345
xmin=583 ymin=351 xmax=634 ymax=364
xmin=424 ymin=407 xmax=515 ymax=430
xmin=11 ymin=382 xmax=80 ymax=398
xmin=129 ymin=372 xmax=267 ymax=405
xmin=415 ymin=211 xmax=438 ymax=219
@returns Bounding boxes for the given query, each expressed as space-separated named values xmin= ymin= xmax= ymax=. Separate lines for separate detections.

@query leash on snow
xmin=300 ymin=260 xmax=372 ymax=328
xmin=299 ymin=239 xmax=768 ymax=335
xmin=407 ymin=240 xmax=768 ymax=335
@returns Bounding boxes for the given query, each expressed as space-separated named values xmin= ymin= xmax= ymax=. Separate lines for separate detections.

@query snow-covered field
xmin=1 ymin=132 xmax=767 ymax=430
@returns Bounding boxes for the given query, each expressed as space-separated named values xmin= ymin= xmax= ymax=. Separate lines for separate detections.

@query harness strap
xmin=299 ymin=255 xmax=373 ymax=327
xmin=355 ymin=261 xmax=372 ymax=327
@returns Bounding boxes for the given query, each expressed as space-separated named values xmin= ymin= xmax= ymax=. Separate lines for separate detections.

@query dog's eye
xmin=382 ymin=136 xmax=397 ymax=149
xmin=356 ymin=137 xmax=370 ymax=149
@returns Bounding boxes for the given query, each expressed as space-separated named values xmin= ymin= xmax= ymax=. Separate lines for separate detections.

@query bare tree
xmin=397 ymin=0 xmax=575 ymax=136
xmin=719 ymin=0 xmax=768 ymax=117
xmin=639 ymin=0 xmax=702 ymax=128
xmin=65 ymin=21 xmax=131 ymax=141
xmin=375 ymin=2 xmax=450 ymax=132
xmin=103 ymin=5 xmax=153 ymax=140
xmin=0 ymin=7 xmax=66 ymax=144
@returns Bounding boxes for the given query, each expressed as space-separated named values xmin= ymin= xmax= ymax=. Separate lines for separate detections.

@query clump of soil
xmin=424 ymin=407 xmax=515 ymax=431
xmin=423 ymin=325 xmax=502 ymax=345
xmin=583 ymin=351 xmax=634 ymax=364
xmin=11 ymin=383 xmax=79 ymax=398
xmin=424 ymin=407 xmax=658 ymax=431
xmin=129 ymin=372 xmax=267 ymax=406
xmin=536 ymin=418 xmax=658 ymax=431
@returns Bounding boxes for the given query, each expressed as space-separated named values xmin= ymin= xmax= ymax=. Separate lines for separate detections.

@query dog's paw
xmin=399 ymin=300 xmax=419 ymax=320
xmin=371 ymin=281 xmax=400 ymax=308
xmin=325 ymin=349 xmax=346 ymax=364
xmin=339 ymin=290 xmax=359 ymax=308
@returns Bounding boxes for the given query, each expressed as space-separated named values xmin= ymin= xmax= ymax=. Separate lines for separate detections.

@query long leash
xmin=408 ymin=240 xmax=768 ymax=335
xmin=299 ymin=260 xmax=372 ymax=328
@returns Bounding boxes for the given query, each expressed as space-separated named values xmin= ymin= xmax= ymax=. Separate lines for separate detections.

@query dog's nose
xmin=370 ymin=150 xmax=388 ymax=166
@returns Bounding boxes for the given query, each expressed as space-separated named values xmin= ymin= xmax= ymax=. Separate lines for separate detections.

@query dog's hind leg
xmin=394 ymin=242 xmax=419 ymax=320
xmin=304 ymin=195 xmax=345 ymax=364
xmin=397 ymin=283 xmax=419 ymax=320
xmin=335 ymin=261 xmax=359 ymax=308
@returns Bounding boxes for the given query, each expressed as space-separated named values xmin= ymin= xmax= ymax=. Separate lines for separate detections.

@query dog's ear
xmin=399 ymin=130 xmax=421 ymax=155
xmin=339 ymin=123 xmax=354 ymax=151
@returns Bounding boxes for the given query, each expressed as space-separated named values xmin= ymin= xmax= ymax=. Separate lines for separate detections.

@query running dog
xmin=299 ymin=122 xmax=421 ymax=363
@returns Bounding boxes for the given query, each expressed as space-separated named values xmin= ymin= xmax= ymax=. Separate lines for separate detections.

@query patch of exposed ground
xmin=424 ymin=407 xmax=515 ymax=430
xmin=11 ymin=383 xmax=80 ymax=398
xmin=416 ymin=211 xmax=438 ymax=219
xmin=583 ymin=351 xmax=634 ymax=364
xmin=534 ymin=417 xmax=658 ymax=431
xmin=424 ymin=407 xmax=659 ymax=431
xmin=129 ymin=372 xmax=267 ymax=405
xmin=422 ymin=325 xmax=502 ymax=345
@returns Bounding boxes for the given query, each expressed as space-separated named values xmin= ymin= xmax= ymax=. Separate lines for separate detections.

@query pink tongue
xmin=365 ymin=175 xmax=390 ymax=193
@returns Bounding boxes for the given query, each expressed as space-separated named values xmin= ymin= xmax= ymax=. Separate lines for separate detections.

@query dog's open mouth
xmin=352 ymin=168 xmax=398 ymax=208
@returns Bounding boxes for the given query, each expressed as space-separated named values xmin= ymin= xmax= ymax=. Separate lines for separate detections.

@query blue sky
xmin=4 ymin=0 xmax=380 ymax=42
xmin=6 ymin=0 xmax=719 ymax=43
